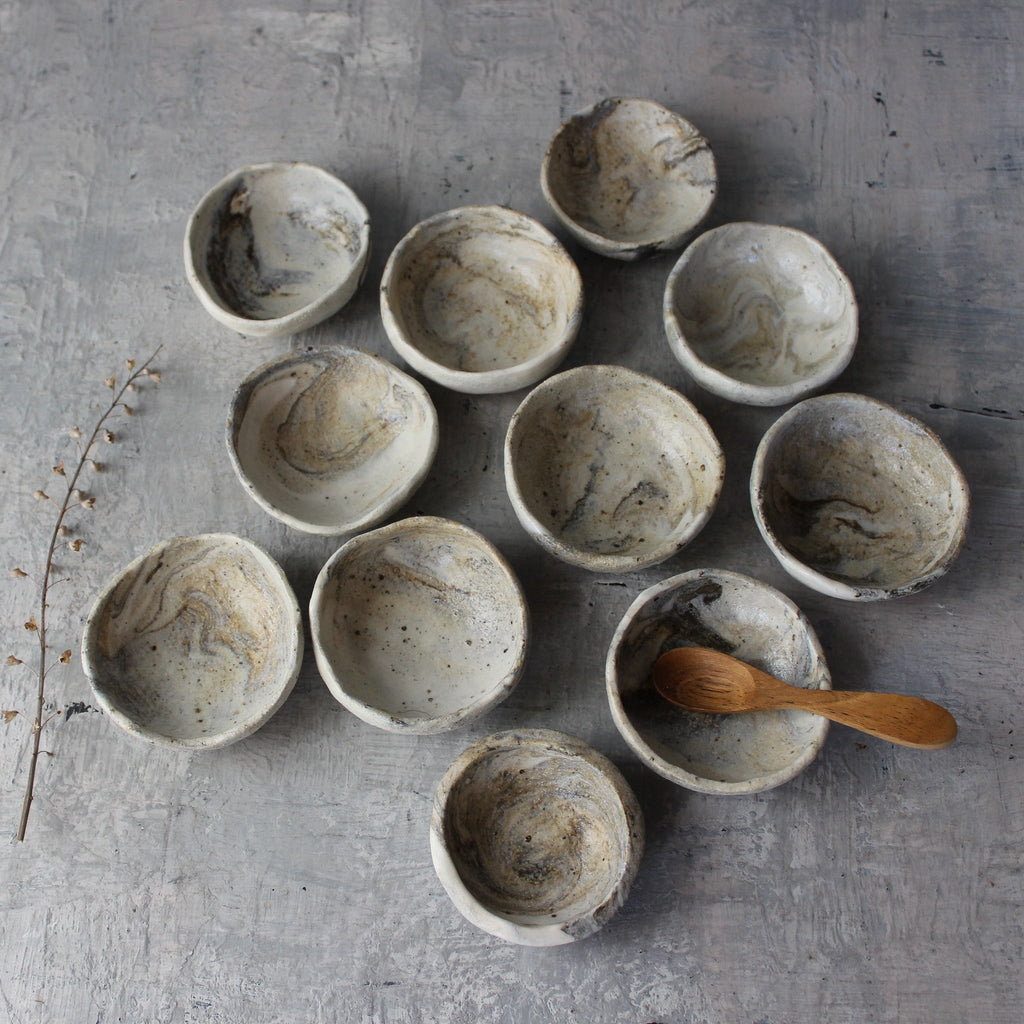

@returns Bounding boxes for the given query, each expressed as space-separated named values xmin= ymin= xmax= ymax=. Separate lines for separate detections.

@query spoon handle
xmin=758 ymin=674 xmax=958 ymax=750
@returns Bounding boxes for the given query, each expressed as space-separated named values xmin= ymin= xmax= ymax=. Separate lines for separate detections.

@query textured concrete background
xmin=1 ymin=1 xmax=1022 ymax=1021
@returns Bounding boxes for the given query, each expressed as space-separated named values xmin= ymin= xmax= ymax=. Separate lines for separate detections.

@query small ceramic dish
xmin=606 ymin=568 xmax=831 ymax=794
xmin=663 ymin=222 xmax=858 ymax=406
xmin=751 ymin=392 xmax=970 ymax=600
xmin=184 ymin=162 xmax=371 ymax=337
xmin=309 ymin=517 xmax=528 ymax=733
xmin=431 ymin=729 xmax=644 ymax=946
xmin=379 ymin=205 xmax=583 ymax=394
xmin=540 ymin=97 xmax=716 ymax=260
xmin=228 ymin=347 xmax=438 ymax=535
xmin=82 ymin=533 xmax=303 ymax=749
xmin=504 ymin=364 xmax=724 ymax=572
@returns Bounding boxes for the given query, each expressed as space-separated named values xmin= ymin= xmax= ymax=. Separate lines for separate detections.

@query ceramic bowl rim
xmin=81 ymin=532 xmax=303 ymax=750
xmin=183 ymin=161 xmax=371 ymax=337
xmin=429 ymin=728 xmax=644 ymax=946
xmin=663 ymin=222 xmax=859 ymax=406
xmin=226 ymin=346 xmax=439 ymax=536
xmin=750 ymin=391 xmax=972 ymax=601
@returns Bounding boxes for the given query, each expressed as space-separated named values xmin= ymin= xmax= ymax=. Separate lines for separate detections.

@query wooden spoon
xmin=652 ymin=646 xmax=957 ymax=750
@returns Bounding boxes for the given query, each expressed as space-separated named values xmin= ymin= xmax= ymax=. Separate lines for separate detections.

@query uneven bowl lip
xmin=663 ymin=222 xmax=859 ymax=406
xmin=429 ymin=728 xmax=644 ymax=946
xmin=183 ymin=161 xmax=371 ymax=337
xmin=605 ymin=568 xmax=831 ymax=795
xmin=540 ymin=96 xmax=718 ymax=258
xmin=750 ymin=392 xmax=972 ymax=601
xmin=81 ymin=532 xmax=303 ymax=750
xmin=503 ymin=364 xmax=725 ymax=572
xmin=308 ymin=516 xmax=530 ymax=734
xmin=226 ymin=346 xmax=440 ymax=536
xmin=379 ymin=204 xmax=584 ymax=394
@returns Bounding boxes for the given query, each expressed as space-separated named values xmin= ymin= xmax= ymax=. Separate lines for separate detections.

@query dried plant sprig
xmin=10 ymin=346 xmax=161 ymax=841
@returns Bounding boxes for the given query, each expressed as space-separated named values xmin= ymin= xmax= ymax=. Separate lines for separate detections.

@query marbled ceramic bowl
xmin=184 ymin=162 xmax=371 ymax=337
xmin=310 ymin=517 xmax=528 ymax=733
xmin=379 ymin=205 xmax=583 ymax=393
xmin=431 ymin=729 xmax=644 ymax=946
xmin=82 ymin=534 xmax=303 ymax=749
xmin=751 ymin=393 xmax=970 ymax=600
xmin=606 ymin=569 xmax=831 ymax=794
xmin=504 ymin=364 xmax=724 ymax=572
xmin=228 ymin=347 xmax=438 ymax=535
xmin=541 ymin=97 xmax=717 ymax=260
xmin=663 ymin=222 xmax=858 ymax=406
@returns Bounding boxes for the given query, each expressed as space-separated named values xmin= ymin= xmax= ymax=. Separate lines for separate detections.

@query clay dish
xmin=606 ymin=568 xmax=831 ymax=794
xmin=379 ymin=205 xmax=583 ymax=393
xmin=664 ymin=223 xmax=858 ymax=406
xmin=309 ymin=517 xmax=528 ymax=733
xmin=751 ymin=393 xmax=970 ymax=600
xmin=184 ymin=162 xmax=371 ymax=337
xmin=82 ymin=534 xmax=303 ymax=749
xmin=228 ymin=347 xmax=438 ymax=535
xmin=541 ymin=97 xmax=716 ymax=260
xmin=431 ymin=729 xmax=644 ymax=946
xmin=504 ymin=364 xmax=724 ymax=572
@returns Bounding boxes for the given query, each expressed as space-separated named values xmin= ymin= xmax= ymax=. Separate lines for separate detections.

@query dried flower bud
xmin=105 ymin=375 xmax=116 ymax=390
xmin=25 ymin=617 xmax=38 ymax=631
xmin=33 ymin=490 xmax=49 ymax=501
xmin=53 ymin=461 xmax=66 ymax=476
xmin=6 ymin=655 xmax=23 ymax=666
xmin=11 ymin=567 xmax=29 ymax=578
xmin=71 ymin=489 xmax=85 ymax=501
xmin=68 ymin=538 xmax=83 ymax=551
xmin=81 ymin=497 xmax=97 ymax=510
xmin=69 ymin=426 xmax=83 ymax=438
xmin=2 ymin=710 xmax=18 ymax=724
xmin=145 ymin=370 xmax=162 ymax=383
xmin=57 ymin=525 xmax=69 ymax=537
xmin=125 ymin=359 xmax=136 ymax=371
xmin=104 ymin=430 xmax=116 ymax=443
xmin=88 ymin=460 xmax=103 ymax=472
xmin=123 ymin=405 xmax=134 ymax=416
xmin=59 ymin=650 xmax=72 ymax=664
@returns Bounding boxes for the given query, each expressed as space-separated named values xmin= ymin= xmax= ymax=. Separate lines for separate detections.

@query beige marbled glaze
xmin=82 ymin=534 xmax=303 ymax=748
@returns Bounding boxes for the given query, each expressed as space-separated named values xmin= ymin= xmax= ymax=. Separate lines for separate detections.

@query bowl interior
xmin=85 ymin=535 xmax=301 ymax=746
xmin=196 ymin=164 xmax=367 ymax=321
xmin=756 ymin=395 xmax=969 ymax=594
xmin=608 ymin=570 xmax=829 ymax=790
xmin=545 ymin=98 xmax=715 ymax=245
xmin=507 ymin=366 xmax=722 ymax=566
xmin=441 ymin=740 xmax=632 ymax=926
xmin=313 ymin=518 xmax=527 ymax=728
xmin=667 ymin=223 xmax=857 ymax=388
xmin=384 ymin=207 xmax=581 ymax=373
xmin=230 ymin=348 xmax=437 ymax=533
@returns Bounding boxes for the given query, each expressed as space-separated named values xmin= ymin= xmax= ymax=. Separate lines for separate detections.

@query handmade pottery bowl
xmin=228 ymin=347 xmax=438 ymax=535
xmin=184 ymin=162 xmax=371 ymax=337
xmin=504 ymin=364 xmax=724 ymax=572
xmin=540 ymin=97 xmax=717 ymax=260
xmin=751 ymin=392 xmax=970 ymax=600
xmin=606 ymin=568 xmax=831 ymax=794
xmin=431 ymin=729 xmax=644 ymax=946
xmin=310 ymin=517 xmax=528 ymax=733
xmin=379 ymin=205 xmax=583 ymax=393
xmin=664 ymin=223 xmax=858 ymax=406
xmin=82 ymin=533 xmax=303 ymax=749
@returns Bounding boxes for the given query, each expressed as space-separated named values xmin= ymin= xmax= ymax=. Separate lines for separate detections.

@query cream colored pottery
xmin=751 ymin=392 xmax=970 ymax=600
xmin=379 ymin=205 xmax=583 ymax=393
xmin=504 ymin=364 xmax=724 ymax=572
xmin=228 ymin=347 xmax=438 ymax=535
xmin=606 ymin=568 xmax=831 ymax=794
xmin=184 ymin=162 xmax=371 ymax=337
xmin=309 ymin=517 xmax=528 ymax=733
xmin=82 ymin=533 xmax=303 ymax=749
xmin=431 ymin=729 xmax=644 ymax=946
xmin=541 ymin=97 xmax=716 ymax=260
xmin=664 ymin=222 xmax=858 ymax=406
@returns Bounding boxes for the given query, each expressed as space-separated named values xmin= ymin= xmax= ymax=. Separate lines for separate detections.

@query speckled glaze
xmin=82 ymin=533 xmax=303 ymax=749
xmin=751 ymin=393 xmax=971 ymax=600
xmin=379 ymin=205 xmax=583 ymax=393
xmin=228 ymin=347 xmax=438 ymax=535
xmin=309 ymin=517 xmax=528 ymax=733
xmin=606 ymin=569 xmax=831 ymax=794
xmin=504 ymin=364 xmax=724 ymax=572
xmin=541 ymin=97 xmax=717 ymax=260
xmin=664 ymin=223 xmax=858 ymax=406
xmin=431 ymin=729 xmax=644 ymax=946
xmin=184 ymin=162 xmax=371 ymax=337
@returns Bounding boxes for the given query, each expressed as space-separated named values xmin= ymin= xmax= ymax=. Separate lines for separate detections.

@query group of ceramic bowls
xmin=82 ymin=97 xmax=970 ymax=947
